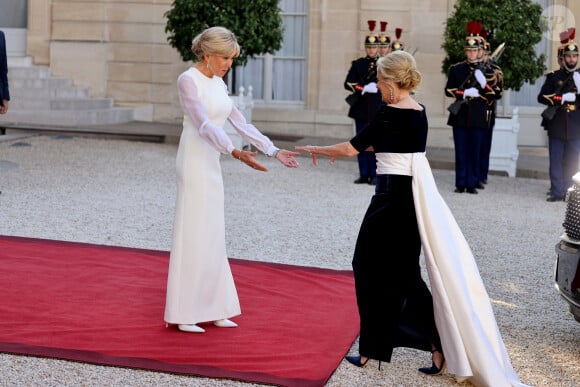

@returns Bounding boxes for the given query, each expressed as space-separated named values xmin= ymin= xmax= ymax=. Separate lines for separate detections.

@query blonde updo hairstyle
xmin=191 ymin=26 xmax=241 ymax=62
xmin=377 ymin=50 xmax=422 ymax=91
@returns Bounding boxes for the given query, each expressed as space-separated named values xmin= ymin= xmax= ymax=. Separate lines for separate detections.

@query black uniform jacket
xmin=344 ymin=56 xmax=382 ymax=123
xmin=445 ymin=61 xmax=500 ymax=129
xmin=537 ymin=68 xmax=580 ymax=140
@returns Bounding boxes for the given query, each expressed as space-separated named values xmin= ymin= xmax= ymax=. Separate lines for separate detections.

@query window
xmin=233 ymin=0 xmax=308 ymax=105
xmin=510 ymin=0 xmax=552 ymax=107
xmin=0 ymin=0 xmax=28 ymax=28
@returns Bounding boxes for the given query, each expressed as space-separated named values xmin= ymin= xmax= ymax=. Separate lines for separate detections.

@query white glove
xmin=562 ymin=92 xmax=576 ymax=104
xmin=463 ymin=87 xmax=480 ymax=98
xmin=361 ymin=82 xmax=378 ymax=95
xmin=474 ymin=69 xmax=487 ymax=88
xmin=573 ymin=72 xmax=580 ymax=91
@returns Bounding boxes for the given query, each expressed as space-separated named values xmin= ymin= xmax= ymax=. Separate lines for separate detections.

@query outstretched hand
xmin=275 ymin=149 xmax=300 ymax=168
xmin=295 ymin=145 xmax=334 ymax=166
xmin=234 ymin=150 xmax=268 ymax=172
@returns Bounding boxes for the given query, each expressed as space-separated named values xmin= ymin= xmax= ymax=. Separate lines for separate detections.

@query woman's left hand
xmin=295 ymin=145 xmax=327 ymax=166
xmin=275 ymin=149 xmax=300 ymax=168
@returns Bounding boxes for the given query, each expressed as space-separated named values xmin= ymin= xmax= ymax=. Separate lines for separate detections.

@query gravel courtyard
xmin=0 ymin=133 xmax=578 ymax=386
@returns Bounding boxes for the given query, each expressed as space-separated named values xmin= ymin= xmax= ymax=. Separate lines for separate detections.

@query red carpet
xmin=0 ymin=236 xmax=359 ymax=387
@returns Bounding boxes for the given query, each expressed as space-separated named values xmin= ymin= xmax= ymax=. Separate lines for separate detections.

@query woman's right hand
xmin=231 ymin=149 xmax=268 ymax=172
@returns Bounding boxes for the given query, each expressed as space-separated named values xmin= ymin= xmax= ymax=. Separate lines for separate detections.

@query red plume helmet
xmin=364 ymin=20 xmax=379 ymax=46
xmin=465 ymin=21 xmax=482 ymax=49
xmin=391 ymin=28 xmax=404 ymax=51
xmin=378 ymin=21 xmax=390 ymax=46
xmin=564 ymin=27 xmax=579 ymax=55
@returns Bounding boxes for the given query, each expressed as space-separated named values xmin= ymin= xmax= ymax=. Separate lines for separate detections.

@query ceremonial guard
xmin=445 ymin=21 xmax=499 ymax=194
xmin=378 ymin=21 xmax=391 ymax=57
xmin=344 ymin=20 xmax=381 ymax=185
xmin=478 ymin=30 xmax=504 ymax=186
xmin=538 ymin=28 xmax=580 ymax=202
xmin=390 ymin=28 xmax=405 ymax=52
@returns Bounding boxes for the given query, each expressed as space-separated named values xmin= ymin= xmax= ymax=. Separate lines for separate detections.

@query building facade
xmin=3 ymin=0 xmax=580 ymax=146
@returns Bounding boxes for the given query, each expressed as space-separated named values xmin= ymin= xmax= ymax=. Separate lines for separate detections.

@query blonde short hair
xmin=191 ymin=26 xmax=241 ymax=61
xmin=377 ymin=51 xmax=422 ymax=91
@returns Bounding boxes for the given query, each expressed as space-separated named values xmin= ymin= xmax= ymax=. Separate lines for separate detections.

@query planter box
xmin=490 ymin=107 xmax=520 ymax=177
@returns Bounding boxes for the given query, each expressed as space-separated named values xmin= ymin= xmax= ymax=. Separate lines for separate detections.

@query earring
xmin=206 ymin=61 xmax=209 ymax=69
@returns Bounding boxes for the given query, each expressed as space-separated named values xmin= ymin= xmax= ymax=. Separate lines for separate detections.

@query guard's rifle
xmin=448 ymin=42 xmax=505 ymax=115
xmin=487 ymin=42 xmax=505 ymax=66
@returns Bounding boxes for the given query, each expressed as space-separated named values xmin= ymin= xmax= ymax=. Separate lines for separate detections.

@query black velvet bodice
xmin=349 ymin=104 xmax=428 ymax=154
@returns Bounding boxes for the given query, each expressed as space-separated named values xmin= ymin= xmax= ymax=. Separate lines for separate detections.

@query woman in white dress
xmin=164 ymin=26 xmax=300 ymax=334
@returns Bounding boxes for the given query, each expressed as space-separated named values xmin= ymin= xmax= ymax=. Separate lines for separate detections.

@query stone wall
xmin=27 ymin=0 xmax=187 ymax=122
xmin=23 ymin=0 xmax=580 ymax=146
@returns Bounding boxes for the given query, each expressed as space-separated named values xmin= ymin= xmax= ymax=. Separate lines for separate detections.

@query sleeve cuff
xmin=227 ymin=144 xmax=236 ymax=155
xmin=266 ymin=145 xmax=279 ymax=157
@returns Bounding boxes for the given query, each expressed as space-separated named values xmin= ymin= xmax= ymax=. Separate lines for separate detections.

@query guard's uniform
xmin=445 ymin=21 xmax=499 ymax=193
xmin=479 ymin=39 xmax=504 ymax=184
xmin=344 ymin=21 xmax=382 ymax=184
xmin=538 ymin=61 xmax=580 ymax=200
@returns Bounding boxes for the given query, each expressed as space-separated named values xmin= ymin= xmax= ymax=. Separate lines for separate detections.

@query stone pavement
xmin=0 ymin=121 xmax=550 ymax=180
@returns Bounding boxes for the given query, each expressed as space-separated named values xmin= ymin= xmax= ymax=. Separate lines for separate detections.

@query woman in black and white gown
xmin=297 ymin=51 xmax=526 ymax=387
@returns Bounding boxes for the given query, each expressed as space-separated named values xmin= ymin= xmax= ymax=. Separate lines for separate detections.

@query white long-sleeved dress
xmin=164 ymin=67 xmax=278 ymax=325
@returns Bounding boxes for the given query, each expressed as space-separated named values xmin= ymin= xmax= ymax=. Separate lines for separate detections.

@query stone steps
xmin=0 ymin=65 xmax=134 ymax=127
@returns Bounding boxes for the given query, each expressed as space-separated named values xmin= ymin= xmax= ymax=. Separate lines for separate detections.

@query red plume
xmin=561 ymin=30 xmax=570 ymax=44
xmin=568 ymin=27 xmax=576 ymax=41
xmin=466 ymin=21 xmax=482 ymax=35
xmin=380 ymin=21 xmax=387 ymax=33
xmin=367 ymin=20 xmax=376 ymax=32
xmin=395 ymin=28 xmax=402 ymax=40
xmin=481 ymin=29 xmax=488 ymax=40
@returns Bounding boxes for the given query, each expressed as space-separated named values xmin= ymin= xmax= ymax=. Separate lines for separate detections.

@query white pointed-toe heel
xmin=213 ymin=319 xmax=238 ymax=328
xmin=178 ymin=324 xmax=205 ymax=333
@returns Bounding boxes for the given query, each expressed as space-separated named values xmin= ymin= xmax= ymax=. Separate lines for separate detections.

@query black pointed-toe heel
xmin=345 ymin=355 xmax=369 ymax=368
xmin=344 ymin=355 xmax=371 ymax=367
xmin=345 ymin=355 xmax=382 ymax=370
xmin=419 ymin=350 xmax=446 ymax=375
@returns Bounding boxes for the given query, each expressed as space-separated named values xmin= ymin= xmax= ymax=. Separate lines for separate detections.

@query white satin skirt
xmin=381 ymin=152 xmax=526 ymax=387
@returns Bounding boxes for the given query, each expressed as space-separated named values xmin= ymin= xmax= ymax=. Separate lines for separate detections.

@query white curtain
xmin=235 ymin=0 xmax=307 ymax=103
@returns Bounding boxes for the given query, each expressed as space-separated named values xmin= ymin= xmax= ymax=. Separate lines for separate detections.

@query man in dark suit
xmin=344 ymin=20 xmax=382 ymax=185
xmin=445 ymin=21 xmax=499 ymax=194
xmin=538 ymin=28 xmax=580 ymax=202
xmin=0 ymin=30 xmax=9 ymax=118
